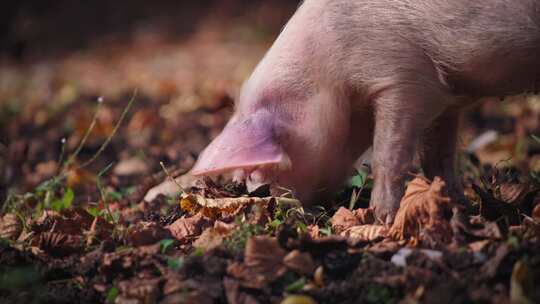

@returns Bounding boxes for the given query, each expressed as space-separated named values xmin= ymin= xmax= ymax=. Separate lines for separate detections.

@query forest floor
xmin=1 ymin=8 xmax=540 ymax=304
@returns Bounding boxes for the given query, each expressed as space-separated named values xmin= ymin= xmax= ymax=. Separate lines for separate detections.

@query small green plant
xmin=167 ymin=257 xmax=184 ymax=271
xmin=224 ymin=219 xmax=264 ymax=254
xmin=50 ymin=188 xmax=74 ymax=212
xmin=191 ymin=247 xmax=205 ymax=257
xmin=106 ymin=287 xmax=119 ymax=304
xmin=348 ymin=167 xmax=372 ymax=209
xmin=366 ymin=284 xmax=397 ymax=304
xmin=285 ymin=277 xmax=307 ymax=293
xmin=95 ymin=162 xmax=120 ymax=224
xmin=160 ymin=239 xmax=175 ymax=254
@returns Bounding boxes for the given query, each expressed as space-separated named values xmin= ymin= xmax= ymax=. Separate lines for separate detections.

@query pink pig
xmin=192 ymin=0 xmax=540 ymax=223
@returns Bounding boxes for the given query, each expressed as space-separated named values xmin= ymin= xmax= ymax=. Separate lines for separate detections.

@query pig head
xmin=191 ymin=83 xmax=358 ymax=202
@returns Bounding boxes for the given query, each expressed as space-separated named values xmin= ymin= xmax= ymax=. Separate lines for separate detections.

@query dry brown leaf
xmin=223 ymin=277 xmax=261 ymax=304
xmin=472 ymin=221 xmax=503 ymax=239
xmin=161 ymin=290 xmax=215 ymax=304
xmin=283 ymin=250 xmax=316 ymax=276
xmin=183 ymin=194 xmax=300 ymax=216
xmin=281 ymin=295 xmax=317 ymax=304
xmin=510 ymin=261 xmax=534 ymax=304
xmin=227 ymin=236 xmax=287 ymax=289
xmin=117 ymin=278 xmax=162 ymax=304
xmin=330 ymin=207 xmax=360 ymax=234
xmin=389 ymin=176 xmax=453 ymax=240
xmin=37 ymin=232 xmax=83 ymax=257
xmin=498 ymin=182 xmax=530 ymax=204
xmin=0 ymin=213 xmax=23 ymax=240
xmin=167 ymin=213 xmax=211 ymax=241
xmin=193 ymin=227 xmax=229 ymax=251
xmin=532 ymin=203 xmax=540 ymax=221
xmin=213 ymin=221 xmax=237 ymax=234
xmin=33 ymin=208 xmax=114 ymax=242
xmin=341 ymin=225 xmax=388 ymax=242
xmin=127 ymin=221 xmax=172 ymax=246
xmin=353 ymin=208 xmax=376 ymax=225
xmin=187 ymin=194 xmax=273 ymax=210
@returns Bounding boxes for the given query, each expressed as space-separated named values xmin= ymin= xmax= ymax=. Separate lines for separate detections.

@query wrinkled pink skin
xmin=192 ymin=0 xmax=540 ymax=223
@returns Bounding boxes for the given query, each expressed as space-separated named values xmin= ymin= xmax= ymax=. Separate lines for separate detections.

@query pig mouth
xmin=232 ymin=165 xmax=277 ymax=192
xmin=190 ymin=155 xmax=292 ymax=193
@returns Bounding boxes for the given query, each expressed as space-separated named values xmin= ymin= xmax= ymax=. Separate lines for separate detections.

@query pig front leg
xmin=421 ymin=110 xmax=467 ymax=205
xmin=370 ymin=83 xmax=452 ymax=224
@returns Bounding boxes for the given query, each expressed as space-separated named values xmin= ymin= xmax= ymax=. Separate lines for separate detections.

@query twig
xmin=62 ymin=98 xmax=103 ymax=173
xmin=77 ymin=90 xmax=138 ymax=170
xmin=159 ymin=161 xmax=185 ymax=194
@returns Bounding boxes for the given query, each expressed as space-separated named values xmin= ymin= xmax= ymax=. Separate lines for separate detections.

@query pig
xmin=191 ymin=0 xmax=540 ymax=223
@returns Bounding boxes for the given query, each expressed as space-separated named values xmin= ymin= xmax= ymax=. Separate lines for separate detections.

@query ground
xmin=1 ymin=4 xmax=540 ymax=304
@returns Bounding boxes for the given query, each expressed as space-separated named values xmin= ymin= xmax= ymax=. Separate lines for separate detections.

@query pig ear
xmin=190 ymin=112 xmax=289 ymax=176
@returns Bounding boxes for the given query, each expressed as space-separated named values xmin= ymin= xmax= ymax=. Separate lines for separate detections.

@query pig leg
xmin=421 ymin=110 xmax=467 ymax=204
xmin=371 ymin=82 xmax=452 ymax=224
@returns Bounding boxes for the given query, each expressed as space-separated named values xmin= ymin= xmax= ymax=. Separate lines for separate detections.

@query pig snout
xmin=191 ymin=111 xmax=291 ymax=183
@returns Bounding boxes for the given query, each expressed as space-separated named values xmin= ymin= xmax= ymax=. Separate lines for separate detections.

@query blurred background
xmin=0 ymin=0 xmax=538 ymax=205
xmin=0 ymin=0 xmax=300 ymax=100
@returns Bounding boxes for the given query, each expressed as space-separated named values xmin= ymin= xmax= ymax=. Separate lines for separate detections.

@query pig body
xmin=192 ymin=0 xmax=540 ymax=223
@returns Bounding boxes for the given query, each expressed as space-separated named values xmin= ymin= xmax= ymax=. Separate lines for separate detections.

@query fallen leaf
xmin=497 ymin=182 xmax=530 ymax=204
xmin=127 ymin=221 xmax=172 ymax=246
xmin=161 ymin=290 xmax=215 ymax=304
xmin=214 ymin=221 xmax=237 ymax=234
xmin=227 ymin=236 xmax=287 ymax=289
xmin=341 ymin=225 xmax=388 ymax=242
xmin=280 ymin=295 xmax=317 ymax=304
xmin=313 ymin=266 xmax=324 ymax=287
xmin=223 ymin=277 xmax=260 ymax=304
xmin=36 ymin=232 xmax=83 ymax=257
xmin=532 ymin=204 xmax=540 ymax=221
xmin=474 ymin=184 xmax=520 ymax=225
xmin=193 ymin=227 xmax=228 ymax=251
xmin=167 ymin=213 xmax=211 ymax=242
xmin=187 ymin=193 xmax=299 ymax=214
xmin=510 ymin=260 xmax=534 ymax=304
xmin=0 ymin=213 xmax=23 ymax=240
xmin=117 ymin=278 xmax=162 ymax=304
xmin=389 ymin=176 xmax=453 ymax=241
xmin=353 ymin=208 xmax=376 ymax=225
xmin=283 ymin=250 xmax=316 ymax=276
xmin=330 ymin=207 xmax=360 ymax=234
